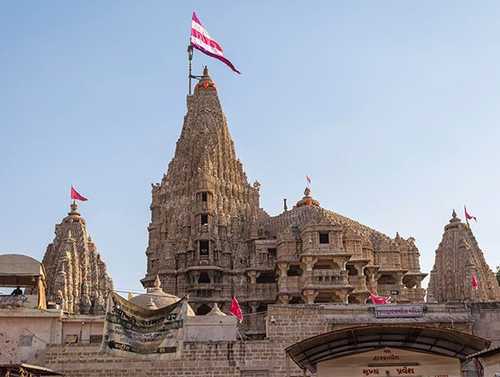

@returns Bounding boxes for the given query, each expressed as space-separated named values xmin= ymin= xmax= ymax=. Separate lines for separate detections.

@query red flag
xmin=230 ymin=296 xmax=243 ymax=322
xmin=190 ymin=12 xmax=240 ymax=74
xmin=464 ymin=206 xmax=477 ymax=222
xmin=471 ymin=273 xmax=479 ymax=290
xmin=369 ymin=293 xmax=391 ymax=305
xmin=70 ymin=186 xmax=88 ymax=201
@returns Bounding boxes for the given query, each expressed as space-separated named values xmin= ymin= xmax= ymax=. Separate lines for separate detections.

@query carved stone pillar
xmin=337 ymin=290 xmax=349 ymax=304
xmin=247 ymin=271 xmax=257 ymax=285
xmin=302 ymin=289 xmax=318 ymax=304
xmin=302 ymin=256 xmax=317 ymax=272
xmin=278 ymin=294 xmax=289 ymax=304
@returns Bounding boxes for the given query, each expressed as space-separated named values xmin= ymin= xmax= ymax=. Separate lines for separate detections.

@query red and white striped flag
xmin=190 ymin=12 xmax=240 ymax=74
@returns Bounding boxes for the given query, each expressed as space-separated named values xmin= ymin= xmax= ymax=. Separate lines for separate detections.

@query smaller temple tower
xmin=42 ymin=203 xmax=113 ymax=314
xmin=427 ymin=210 xmax=500 ymax=303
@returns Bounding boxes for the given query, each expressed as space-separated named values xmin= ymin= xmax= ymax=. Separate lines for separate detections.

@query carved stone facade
xmin=267 ymin=188 xmax=427 ymax=306
xmin=142 ymin=67 xmax=427 ymax=320
xmin=427 ymin=210 xmax=500 ymax=303
xmin=42 ymin=203 xmax=113 ymax=314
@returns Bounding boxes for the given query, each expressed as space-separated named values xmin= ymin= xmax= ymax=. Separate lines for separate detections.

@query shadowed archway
xmin=286 ymin=325 xmax=490 ymax=373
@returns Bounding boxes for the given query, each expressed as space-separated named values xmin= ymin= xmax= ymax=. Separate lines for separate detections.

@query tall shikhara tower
xmin=42 ymin=203 xmax=113 ymax=314
xmin=427 ymin=210 xmax=500 ymax=303
xmin=142 ymin=67 xmax=263 ymax=314
xmin=144 ymin=67 xmax=428 ymax=323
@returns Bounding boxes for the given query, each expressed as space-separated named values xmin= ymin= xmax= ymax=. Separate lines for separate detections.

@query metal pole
xmin=188 ymin=44 xmax=193 ymax=95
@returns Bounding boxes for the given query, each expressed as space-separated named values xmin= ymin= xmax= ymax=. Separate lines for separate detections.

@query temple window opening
xmin=199 ymin=240 xmax=209 ymax=256
xmin=319 ymin=232 xmax=329 ymax=244
xmin=200 ymin=214 xmax=208 ymax=225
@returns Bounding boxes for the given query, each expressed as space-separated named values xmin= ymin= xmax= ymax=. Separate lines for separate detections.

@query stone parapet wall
xmin=44 ymin=341 xmax=300 ymax=377
xmin=38 ymin=303 xmax=500 ymax=377
xmin=267 ymin=303 xmax=473 ymax=344
xmin=471 ymin=302 xmax=500 ymax=346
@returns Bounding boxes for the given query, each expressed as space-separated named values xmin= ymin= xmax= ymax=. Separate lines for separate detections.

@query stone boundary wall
xmin=44 ymin=341 xmax=300 ymax=377
xmin=42 ymin=303 xmax=492 ymax=377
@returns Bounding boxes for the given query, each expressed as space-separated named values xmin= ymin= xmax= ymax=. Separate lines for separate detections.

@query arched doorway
xmin=286 ymin=325 xmax=490 ymax=377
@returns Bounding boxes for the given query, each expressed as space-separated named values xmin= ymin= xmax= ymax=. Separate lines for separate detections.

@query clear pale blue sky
xmin=1 ymin=1 xmax=499 ymax=293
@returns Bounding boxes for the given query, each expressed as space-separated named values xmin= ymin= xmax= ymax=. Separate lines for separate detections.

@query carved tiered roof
xmin=143 ymin=67 xmax=427 ymax=318
xmin=42 ymin=203 xmax=113 ymax=314
xmin=143 ymin=67 xmax=263 ymax=309
xmin=427 ymin=210 xmax=500 ymax=303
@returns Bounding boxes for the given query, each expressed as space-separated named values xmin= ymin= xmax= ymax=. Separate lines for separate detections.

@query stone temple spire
xmin=143 ymin=67 xmax=262 ymax=311
xmin=427 ymin=210 xmax=500 ymax=303
xmin=42 ymin=202 xmax=113 ymax=314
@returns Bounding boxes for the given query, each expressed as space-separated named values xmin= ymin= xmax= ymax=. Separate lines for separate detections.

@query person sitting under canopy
xmin=11 ymin=286 xmax=23 ymax=296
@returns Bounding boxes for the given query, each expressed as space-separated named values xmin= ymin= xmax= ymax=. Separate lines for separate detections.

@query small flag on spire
xmin=306 ymin=175 xmax=312 ymax=186
xmin=70 ymin=186 xmax=88 ymax=202
xmin=471 ymin=273 xmax=479 ymax=290
xmin=464 ymin=206 xmax=477 ymax=222
xmin=230 ymin=296 xmax=243 ymax=322
xmin=190 ymin=12 xmax=240 ymax=74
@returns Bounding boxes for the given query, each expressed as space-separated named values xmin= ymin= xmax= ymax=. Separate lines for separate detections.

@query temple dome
xmin=295 ymin=187 xmax=320 ymax=208
xmin=130 ymin=275 xmax=195 ymax=316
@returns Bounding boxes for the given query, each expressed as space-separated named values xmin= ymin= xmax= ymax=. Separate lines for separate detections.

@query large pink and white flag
xmin=190 ymin=12 xmax=240 ymax=74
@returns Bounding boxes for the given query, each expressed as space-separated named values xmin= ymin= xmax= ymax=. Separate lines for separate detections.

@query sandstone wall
xmin=471 ymin=302 xmax=500 ymax=346
xmin=44 ymin=341 xmax=297 ymax=377
xmin=0 ymin=312 xmax=61 ymax=365
xmin=41 ymin=303 xmax=482 ymax=377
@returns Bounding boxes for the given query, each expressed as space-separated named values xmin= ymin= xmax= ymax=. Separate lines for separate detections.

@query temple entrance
xmin=318 ymin=347 xmax=461 ymax=377
xmin=286 ymin=325 xmax=490 ymax=377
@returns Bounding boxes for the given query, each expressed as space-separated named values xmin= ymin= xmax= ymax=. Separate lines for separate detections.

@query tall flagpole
xmin=188 ymin=44 xmax=193 ymax=95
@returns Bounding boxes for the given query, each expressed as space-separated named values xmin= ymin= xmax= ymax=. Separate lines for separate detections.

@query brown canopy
xmin=0 ymin=254 xmax=47 ymax=309
xmin=286 ymin=325 xmax=491 ymax=373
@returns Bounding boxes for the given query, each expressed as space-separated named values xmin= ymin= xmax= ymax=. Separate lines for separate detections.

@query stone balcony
xmin=193 ymin=201 xmax=213 ymax=214
xmin=278 ymin=276 xmax=301 ymax=295
xmin=248 ymin=255 xmax=276 ymax=271
xmin=305 ymin=270 xmax=349 ymax=288
xmin=243 ymin=283 xmax=277 ymax=302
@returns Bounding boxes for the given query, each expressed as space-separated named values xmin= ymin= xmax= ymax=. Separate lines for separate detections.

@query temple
xmin=1 ymin=66 xmax=500 ymax=377
xmin=42 ymin=202 xmax=113 ymax=314
xmin=141 ymin=67 xmax=427 ymax=323
xmin=427 ymin=210 xmax=500 ymax=303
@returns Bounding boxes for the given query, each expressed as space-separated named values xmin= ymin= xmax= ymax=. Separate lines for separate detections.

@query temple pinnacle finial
xmin=194 ymin=66 xmax=216 ymax=93
xmin=449 ymin=209 xmax=460 ymax=223
xmin=70 ymin=202 xmax=78 ymax=214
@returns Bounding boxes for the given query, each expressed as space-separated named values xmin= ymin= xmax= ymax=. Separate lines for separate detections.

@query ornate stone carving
xmin=42 ymin=203 xmax=113 ymax=314
xmin=427 ymin=210 xmax=500 ymax=303
xmin=142 ymin=67 xmax=428 ymax=318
